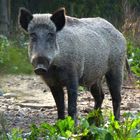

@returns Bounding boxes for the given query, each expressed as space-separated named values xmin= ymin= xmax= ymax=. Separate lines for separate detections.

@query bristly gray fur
xmin=28 ymin=14 xmax=56 ymax=32
xmin=27 ymin=14 xmax=126 ymax=87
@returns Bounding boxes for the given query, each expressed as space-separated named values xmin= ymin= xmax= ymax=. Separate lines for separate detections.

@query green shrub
xmin=127 ymin=41 xmax=140 ymax=77
xmin=0 ymin=111 xmax=140 ymax=140
xmin=0 ymin=35 xmax=32 ymax=74
xmin=28 ymin=112 xmax=140 ymax=140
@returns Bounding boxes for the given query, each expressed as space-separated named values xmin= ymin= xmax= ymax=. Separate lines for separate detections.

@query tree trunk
xmin=0 ymin=0 xmax=10 ymax=37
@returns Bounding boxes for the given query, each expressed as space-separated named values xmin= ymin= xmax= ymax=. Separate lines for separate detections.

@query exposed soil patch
xmin=0 ymin=75 xmax=140 ymax=132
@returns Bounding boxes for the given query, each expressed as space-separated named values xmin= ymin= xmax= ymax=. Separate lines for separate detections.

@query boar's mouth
xmin=34 ymin=64 xmax=47 ymax=75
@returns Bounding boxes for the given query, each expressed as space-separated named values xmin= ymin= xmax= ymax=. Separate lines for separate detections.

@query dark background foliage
xmin=0 ymin=0 xmax=140 ymax=37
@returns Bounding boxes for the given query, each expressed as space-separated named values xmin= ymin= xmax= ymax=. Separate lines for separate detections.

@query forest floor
xmin=0 ymin=75 xmax=140 ymax=132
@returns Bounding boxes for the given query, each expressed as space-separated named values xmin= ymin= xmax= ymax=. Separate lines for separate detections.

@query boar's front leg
xmin=50 ymin=86 xmax=65 ymax=119
xmin=66 ymin=76 xmax=78 ymax=123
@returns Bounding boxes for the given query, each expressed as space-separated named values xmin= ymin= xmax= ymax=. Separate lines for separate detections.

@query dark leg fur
xmin=66 ymin=76 xmax=78 ymax=123
xmin=105 ymin=69 xmax=122 ymax=120
xmin=50 ymin=86 xmax=65 ymax=119
xmin=90 ymin=82 xmax=104 ymax=109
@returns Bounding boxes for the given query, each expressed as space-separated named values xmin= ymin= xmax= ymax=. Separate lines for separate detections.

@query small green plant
xmin=107 ymin=112 xmax=140 ymax=140
xmin=8 ymin=129 xmax=23 ymax=140
xmin=78 ymin=86 xmax=86 ymax=92
xmin=28 ymin=116 xmax=74 ymax=140
xmin=86 ymin=109 xmax=104 ymax=126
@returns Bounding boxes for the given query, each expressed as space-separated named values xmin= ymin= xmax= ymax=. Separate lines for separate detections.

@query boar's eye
xmin=47 ymin=32 xmax=55 ymax=39
xmin=30 ymin=33 xmax=37 ymax=41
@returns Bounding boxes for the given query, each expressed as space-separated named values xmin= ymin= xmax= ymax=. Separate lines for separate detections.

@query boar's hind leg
xmin=90 ymin=82 xmax=104 ymax=109
xmin=50 ymin=86 xmax=65 ymax=119
xmin=105 ymin=68 xmax=123 ymax=120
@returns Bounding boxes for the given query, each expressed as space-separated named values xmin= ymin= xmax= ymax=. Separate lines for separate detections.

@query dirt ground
xmin=0 ymin=75 xmax=140 ymax=132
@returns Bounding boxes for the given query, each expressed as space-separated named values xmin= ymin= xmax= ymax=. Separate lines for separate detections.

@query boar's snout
xmin=32 ymin=56 xmax=49 ymax=75
xmin=34 ymin=64 xmax=47 ymax=75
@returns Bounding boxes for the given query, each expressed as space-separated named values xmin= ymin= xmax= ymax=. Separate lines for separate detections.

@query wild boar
xmin=18 ymin=7 xmax=126 ymax=122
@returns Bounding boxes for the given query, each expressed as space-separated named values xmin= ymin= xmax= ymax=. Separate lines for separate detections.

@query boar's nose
xmin=32 ymin=56 xmax=49 ymax=75
xmin=34 ymin=64 xmax=47 ymax=75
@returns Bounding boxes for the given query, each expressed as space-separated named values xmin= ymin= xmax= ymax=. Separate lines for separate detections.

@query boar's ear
xmin=50 ymin=8 xmax=66 ymax=31
xmin=18 ymin=7 xmax=33 ymax=32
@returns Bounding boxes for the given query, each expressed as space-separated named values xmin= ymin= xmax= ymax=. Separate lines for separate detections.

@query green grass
xmin=0 ymin=35 xmax=32 ymax=74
